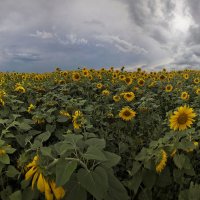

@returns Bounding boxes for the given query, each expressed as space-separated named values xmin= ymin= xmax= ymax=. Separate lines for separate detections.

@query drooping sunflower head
xmin=169 ymin=105 xmax=196 ymax=131
xmin=156 ymin=149 xmax=167 ymax=173
xmin=72 ymin=110 xmax=84 ymax=129
xmin=25 ymin=155 xmax=65 ymax=200
xmin=27 ymin=104 xmax=36 ymax=113
xmin=119 ymin=106 xmax=136 ymax=121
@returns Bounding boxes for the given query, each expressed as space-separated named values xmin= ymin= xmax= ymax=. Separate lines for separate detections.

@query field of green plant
xmin=0 ymin=67 xmax=200 ymax=200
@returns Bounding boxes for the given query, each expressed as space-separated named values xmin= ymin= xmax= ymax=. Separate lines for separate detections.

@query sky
xmin=0 ymin=0 xmax=200 ymax=72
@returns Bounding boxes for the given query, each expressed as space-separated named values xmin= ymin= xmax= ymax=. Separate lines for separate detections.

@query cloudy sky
xmin=0 ymin=0 xmax=199 ymax=72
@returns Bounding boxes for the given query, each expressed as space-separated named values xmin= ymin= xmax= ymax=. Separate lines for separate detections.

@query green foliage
xmin=0 ymin=69 xmax=200 ymax=199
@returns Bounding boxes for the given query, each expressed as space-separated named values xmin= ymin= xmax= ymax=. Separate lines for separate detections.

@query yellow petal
xmin=32 ymin=171 xmax=39 ymax=190
xmin=25 ymin=167 xmax=36 ymax=180
xmin=45 ymin=190 xmax=54 ymax=200
xmin=50 ymin=181 xmax=65 ymax=200
xmin=37 ymin=173 xmax=45 ymax=193
xmin=44 ymin=179 xmax=53 ymax=200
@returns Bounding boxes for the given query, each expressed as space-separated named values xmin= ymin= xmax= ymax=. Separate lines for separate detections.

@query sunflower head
xmin=113 ymin=95 xmax=120 ymax=102
xmin=156 ymin=149 xmax=167 ymax=173
xmin=123 ymin=92 xmax=135 ymax=102
xmin=137 ymin=78 xmax=145 ymax=86
xmin=181 ymin=91 xmax=189 ymax=100
xmin=165 ymin=84 xmax=173 ymax=92
xmin=119 ymin=106 xmax=136 ymax=121
xmin=72 ymin=72 xmax=81 ymax=81
xmin=169 ymin=105 xmax=196 ymax=131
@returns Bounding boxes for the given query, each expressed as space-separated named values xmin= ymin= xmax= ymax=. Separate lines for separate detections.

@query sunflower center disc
xmin=177 ymin=113 xmax=188 ymax=124
xmin=124 ymin=111 xmax=131 ymax=117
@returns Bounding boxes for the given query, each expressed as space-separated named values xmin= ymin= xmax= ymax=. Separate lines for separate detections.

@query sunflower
xmin=0 ymin=90 xmax=6 ymax=98
xmin=186 ymin=141 xmax=199 ymax=152
xmin=119 ymin=74 xmax=126 ymax=81
xmin=124 ymin=76 xmax=133 ymax=85
xmin=119 ymin=107 xmax=136 ymax=121
xmin=112 ymin=73 xmax=118 ymax=79
xmin=196 ymin=88 xmax=200 ymax=95
xmin=102 ymin=90 xmax=110 ymax=96
xmin=72 ymin=72 xmax=81 ymax=81
xmin=123 ymin=92 xmax=135 ymax=102
xmin=159 ymin=74 xmax=166 ymax=81
xmin=15 ymin=85 xmax=26 ymax=93
xmin=25 ymin=155 xmax=65 ymax=200
xmin=60 ymin=110 xmax=71 ymax=118
xmin=113 ymin=95 xmax=120 ymax=102
xmin=96 ymin=83 xmax=103 ymax=89
xmin=165 ymin=84 xmax=173 ymax=92
xmin=0 ymin=148 xmax=6 ymax=156
xmin=181 ymin=91 xmax=189 ymax=100
xmin=72 ymin=110 xmax=84 ymax=129
xmin=137 ymin=78 xmax=145 ymax=86
xmin=170 ymin=149 xmax=177 ymax=158
xmin=82 ymin=70 xmax=90 ymax=77
xmin=183 ymin=73 xmax=189 ymax=80
xmin=193 ymin=78 xmax=200 ymax=84
xmin=169 ymin=105 xmax=196 ymax=131
xmin=27 ymin=104 xmax=36 ymax=113
xmin=58 ymin=80 xmax=65 ymax=84
xmin=156 ymin=149 xmax=167 ymax=173
xmin=0 ymin=99 xmax=5 ymax=107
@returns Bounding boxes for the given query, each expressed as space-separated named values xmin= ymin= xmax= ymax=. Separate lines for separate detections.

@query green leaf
xmin=0 ymin=140 xmax=5 ymax=147
xmin=102 ymin=151 xmax=121 ymax=168
xmin=56 ymin=160 xmax=77 ymax=186
xmin=6 ymin=165 xmax=20 ymax=178
xmin=5 ymin=147 xmax=16 ymax=154
xmin=156 ymin=167 xmax=172 ymax=187
xmin=57 ymin=116 xmax=68 ymax=123
xmin=142 ymin=169 xmax=156 ymax=189
xmin=174 ymin=154 xmax=186 ymax=169
xmin=85 ymin=138 xmax=105 ymax=149
xmin=104 ymin=169 xmax=129 ymax=200
xmin=130 ymin=161 xmax=141 ymax=176
xmin=77 ymin=166 xmax=108 ymax=200
xmin=9 ymin=190 xmax=22 ymax=200
xmin=40 ymin=147 xmax=52 ymax=157
xmin=125 ymin=171 xmax=142 ymax=194
xmin=83 ymin=146 xmax=107 ymax=161
xmin=35 ymin=131 xmax=51 ymax=143
xmin=46 ymin=124 xmax=56 ymax=133
xmin=0 ymin=154 xmax=10 ymax=164
xmin=67 ymin=182 xmax=87 ymax=200
xmin=17 ymin=122 xmax=32 ymax=131
xmin=54 ymin=142 xmax=74 ymax=155
xmin=64 ymin=134 xmax=83 ymax=146
xmin=16 ymin=135 xmax=25 ymax=147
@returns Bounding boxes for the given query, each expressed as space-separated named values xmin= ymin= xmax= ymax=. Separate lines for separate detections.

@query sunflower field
xmin=0 ymin=67 xmax=200 ymax=200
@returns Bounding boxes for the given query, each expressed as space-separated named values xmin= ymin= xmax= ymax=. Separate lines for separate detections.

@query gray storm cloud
xmin=0 ymin=0 xmax=199 ymax=71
